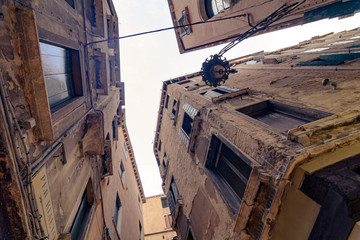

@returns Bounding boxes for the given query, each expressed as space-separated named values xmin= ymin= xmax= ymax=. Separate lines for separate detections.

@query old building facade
xmin=168 ymin=0 xmax=360 ymax=53
xmin=143 ymin=194 xmax=178 ymax=240
xmin=0 ymin=0 xmax=145 ymax=239
xmin=154 ymin=29 xmax=360 ymax=239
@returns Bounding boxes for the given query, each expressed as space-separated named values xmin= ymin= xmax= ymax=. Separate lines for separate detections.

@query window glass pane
xmin=40 ymin=42 xmax=74 ymax=108
xmin=70 ymin=191 xmax=91 ymax=240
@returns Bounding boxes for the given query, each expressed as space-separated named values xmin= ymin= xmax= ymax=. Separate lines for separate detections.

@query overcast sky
xmin=113 ymin=1 xmax=360 ymax=197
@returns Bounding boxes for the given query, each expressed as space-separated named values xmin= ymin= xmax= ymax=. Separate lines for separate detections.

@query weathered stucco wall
xmin=168 ymin=0 xmax=360 ymax=53
xmin=0 ymin=0 xmax=143 ymax=239
xmin=143 ymin=194 xmax=177 ymax=240
xmin=154 ymin=28 xmax=360 ymax=240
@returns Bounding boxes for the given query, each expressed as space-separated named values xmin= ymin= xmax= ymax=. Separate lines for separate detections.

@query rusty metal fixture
xmin=201 ymin=54 xmax=237 ymax=87
xmin=200 ymin=1 xmax=306 ymax=86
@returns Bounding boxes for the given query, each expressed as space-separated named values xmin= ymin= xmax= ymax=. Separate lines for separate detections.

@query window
xmin=177 ymin=80 xmax=191 ymax=85
xmin=119 ymin=161 xmax=125 ymax=183
xmin=165 ymin=94 xmax=170 ymax=109
xmin=70 ymin=181 xmax=94 ymax=240
xmin=179 ymin=103 xmax=198 ymax=148
xmin=85 ymin=0 xmax=105 ymax=35
xmin=172 ymin=99 xmax=177 ymax=116
xmin=167 ymin=177 xmax=181 ymax=217
xmin=162 ymin=160 xmax=167 ymax=169
xmin=178 ymin=8 xmax=191 ymax=37
xmin=122 ymin=142 xmax=127 ymax=158
xmin=297 ymin=53 xmax=360 ymax=66
xmin=40 ymin=42 xmax=83 ymax=109
xmin=237 ymin=100 xmax=331 ymax=133
xmin=206 ymin=135 xmax=252 ymax=211
xmin=114 ymin=194 xmax=122 ymax=234
xmin=139 ymin=221 xmax=143 ymax=240
xmin=64 ymin=0 xmax=75 ymax=8
xmin=158 ymin=140 xmax=162 ymax=151
xmin=93 ymin=51 xmax=108 ymax=95
xmin=161 ymin=197 xmax=169 ymax=208
xmin=205 ymin=0 xmax=231 ymax=18
xmin=169 ymin=99 xmax=179 ymax=124
xmin=164 ymin=214 xmax=172 ymax=228
xmin=200 ymin=85 xmax=238 ymax=99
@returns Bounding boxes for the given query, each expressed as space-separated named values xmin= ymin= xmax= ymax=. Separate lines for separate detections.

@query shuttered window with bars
xmin=179 ymin=103 xmax=198 ymax=148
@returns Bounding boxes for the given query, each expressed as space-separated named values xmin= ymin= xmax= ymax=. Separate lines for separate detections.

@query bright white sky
xmin=113 ymin=0 xmax=360 ymax=197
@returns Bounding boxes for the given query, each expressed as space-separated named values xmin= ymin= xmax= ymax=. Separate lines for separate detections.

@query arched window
xmin=205 ymin=0 xmax=231 ymax=18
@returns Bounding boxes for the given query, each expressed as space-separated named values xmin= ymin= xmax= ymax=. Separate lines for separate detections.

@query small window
xmin=206 ymin=135 xmax=252 ymax=212
xmin=139 ymin=221 xmax=143 ymax=240
xmin=165 ymin=95 xmax=170 ymax=109
xmin=64 ymin=0 xmax=75 ymax=8
xmin=200 ymin=85 xmax=238 ymax=99
xmin=237 ymin=100 xmax=331 ymax=133
xmin=167 ymin=177 xmax=180 ymax=217
xmin=172 ymin=99 xmax=177 ymax=116
xmin=178 ymin=8 xmax=191 ymax=37
xmin=70 ymin=181 xmax=94 ymax=240
xmin=114 ymin=194 xmax=122 ymax=234
xmin=205 ymin=0 xmax=231 ymax=18
xmin=119 ymin=161 xmax=125 ymax=183
xmin=161 ymin=197 xmax=169 ymax=208
xmin=182 ymin=113 xmax=193 ymax=136
xmin=39 ymin=42 xmax=83 ymax=109
xmin=179 ymin=103 xmax=198 ymax=148
xmin=122 ymin=142 xmax=127 ymax=158
xmin=162 ymin=160 xmax=167 ymax=169
xmin=177 ymin=80 xmax=191 ymax=85
xmin=158 ymin=140 xmax=162 ymax=152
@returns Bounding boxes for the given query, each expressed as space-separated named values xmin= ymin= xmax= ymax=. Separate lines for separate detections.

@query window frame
xmin=236 ymin=100 xmax=332 ymax=135
xmin=177 ymin=7 xmax=192 ymax=37
xmin=113 ymin=194 xmax=122 ymax=235
xmin=39 ymin=41 xmax=84 ymax=113
xmin=205 ymin=134 xmax=253 ymax=214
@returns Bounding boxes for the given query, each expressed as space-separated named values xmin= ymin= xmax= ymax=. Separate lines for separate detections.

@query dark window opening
xmin=65 ymin=0 xmax=75 ymax=8
xmin=139 ymin=221 xmax=143 ymax=240
xmin=165 ymin=95 xmax=170 ymax=109
xmin=40 ymin=42 xmax=83 ymax=109
xmin=187 ymin=229 xmax=195 ymax=240
xmin=162 ymin=160 xmax=166 ymax=169
xmin=172 ymin=100 xmax=177 ymax=115
xmin=181 ymin=113 xmax=194 ymax=135
xmin=177 ymin=80 xmax=191 ymax=85
xmin=114 ymin=194 xmax=122 ymax=234
xmin=206 ymin=135 xmax=252 ymax=212
xmin=112 ymin=120 xmax=116 ymax=139
xmin=161 ymin=197 xmax=169 ymax=208
xmin=354 ymin=166 xmax=360 ymax=175
xmin=119 ymin=161 xmax=125 ymax=182
xmin=237 ymin=100 xmax=331 ymax=133
xmin=70 ymin=181 xmax=93 ymax=240
xmin=158 ymin=140 xmax=162 ymax=151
